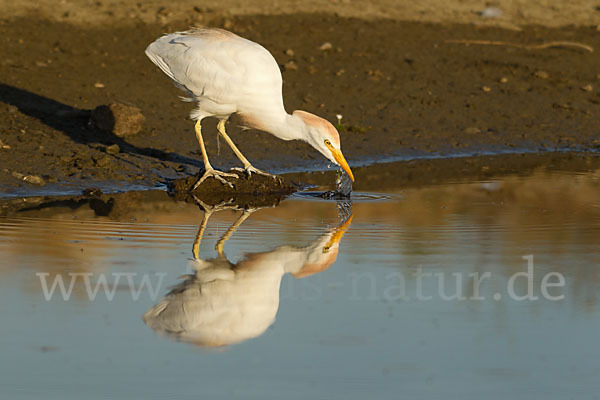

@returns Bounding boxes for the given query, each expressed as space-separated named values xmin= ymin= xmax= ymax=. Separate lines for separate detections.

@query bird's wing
xmin=145 ymin=29 xmax=283 ymax=110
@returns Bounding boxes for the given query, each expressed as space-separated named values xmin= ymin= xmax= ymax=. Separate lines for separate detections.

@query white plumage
xmin=143 ymin=210 xmax=353 ymax=347
xmin=145 ymin=28 xmax=354 ymax=188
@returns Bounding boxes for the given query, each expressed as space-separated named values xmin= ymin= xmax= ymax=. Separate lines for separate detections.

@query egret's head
xmin=293 ymin=110 xmax=354 ymax=181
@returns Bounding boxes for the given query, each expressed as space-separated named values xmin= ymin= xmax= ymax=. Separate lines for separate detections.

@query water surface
xmin=1 ymin=168 xmax=599 ymax=399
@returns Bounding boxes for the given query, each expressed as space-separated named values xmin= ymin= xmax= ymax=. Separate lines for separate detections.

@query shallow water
xmin=1 ymin=168 xmax=600 ymax=399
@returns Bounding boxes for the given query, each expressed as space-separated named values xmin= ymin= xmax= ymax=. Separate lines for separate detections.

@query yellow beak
xmin=323 ymin=214 xmax=354 ymax=253
xmin=330 ymin=148 xmax=355 ymax=182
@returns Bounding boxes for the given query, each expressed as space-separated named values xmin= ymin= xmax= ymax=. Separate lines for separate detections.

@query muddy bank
xmin=1 ymin=14 xmax=599 ymax=196
xmin=1 ymin=151 xmax=598 ymax=217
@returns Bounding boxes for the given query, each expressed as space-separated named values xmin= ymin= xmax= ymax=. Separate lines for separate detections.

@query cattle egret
xmin=145 ymin=28 xmax=354 ymax=189
xmin=143 ymin=202 xmax=353 ymax=347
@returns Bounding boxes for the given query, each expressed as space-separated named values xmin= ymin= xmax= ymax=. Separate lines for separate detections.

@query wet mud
xmin=168 ymin=172 xmax=298 ymax=208
xmin=1 ymin=14 xmax=599 ymax=195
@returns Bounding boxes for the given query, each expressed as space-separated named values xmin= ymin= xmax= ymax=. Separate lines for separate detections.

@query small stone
xmin=83 ymin=187 xmax=103 ymax=197
xmin=94 ymin=82 xmax=105 ymax=88
xmin=284 ymin=48 xmax=294 ymax=57
xmin=283 ymin=60 xmax=298 ymax=71
xmin=91 ymin=102 xmax=145 ymax=137
xmin=106 ymin=144 xmax=120 ymax=155
xmin=319 ymin=42 xmax=333 ymax=51
xmin=464 ymin=127 xmax=481 ymax=134
xmin=581 ymin=84 xmax=593 ymax=92
xmin=534 ymin=70 xmax=549 ymax=79
xmin=482 ymin=86 xmax=491 ymax=92
xmin=335 ymin=69 xmax=345 ymax=76
xmin=499 ymin=77 xmax=508 ymax=83
xmin=479 ymin=7 xmax=504 ymax=18
xmin=11 ymin=172 xmax=46 ymax=186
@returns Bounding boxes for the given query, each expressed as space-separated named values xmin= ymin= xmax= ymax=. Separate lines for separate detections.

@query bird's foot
xmin=192 ymin=167 xmax=239 ymax=190
xmin=191 ymin=195 xmax=238 ymax=213
xmin=231 ymin=165 xmax=278 ymax=180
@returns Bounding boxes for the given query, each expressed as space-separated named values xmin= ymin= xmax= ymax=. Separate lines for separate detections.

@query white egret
xmin=143 ymin=203 xmax=353 ymax=347
xmin=145 ymin=28 xmax=354 ymax=189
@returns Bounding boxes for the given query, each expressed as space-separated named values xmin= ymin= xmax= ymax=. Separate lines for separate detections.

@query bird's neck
xmin=264 ymin=112 xmax=309 ymax=142
xmin=238 ymin=108 xmax=311 ymax=143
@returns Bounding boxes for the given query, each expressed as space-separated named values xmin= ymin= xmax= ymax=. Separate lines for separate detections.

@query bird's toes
xmin=214 ymin=176 xmax=235 ymax=188
xmin=230 ymin=167 xmax=248 ymax=174
xmin=191 ymin=168 xmax=239 ymax=190
xmin=231 ymin=166 xmax=252 ymax=178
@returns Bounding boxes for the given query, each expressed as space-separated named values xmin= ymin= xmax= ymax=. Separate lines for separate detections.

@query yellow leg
xmin=217 ymin=120 xmax=277 ymax=179
xmin=216 ymin=209 xmax=255 ymax=257
xmin=192 ymin=209 xmax=212 ymax=260
xmin=194 ymin=120 xmax=211 ymax=169
xmin=192 ymin=120 xmax=239 ymax=190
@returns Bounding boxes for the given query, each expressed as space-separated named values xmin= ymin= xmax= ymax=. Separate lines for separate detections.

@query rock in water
xmin=91 ymin=102 xmax=145 ymax=137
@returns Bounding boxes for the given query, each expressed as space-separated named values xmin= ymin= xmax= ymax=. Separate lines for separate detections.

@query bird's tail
xmin=145 ymin=43 xmax=177 ymax=82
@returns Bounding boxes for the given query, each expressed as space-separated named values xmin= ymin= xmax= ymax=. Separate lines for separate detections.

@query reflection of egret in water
xmin=143 ymin=197 xmax=353 ymax=347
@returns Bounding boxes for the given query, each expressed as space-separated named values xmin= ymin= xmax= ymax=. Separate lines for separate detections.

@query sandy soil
xmin=1 ymin=1 xmax=599 ymax=196
xmin=2 ymin=0 xmax=600 ymax=28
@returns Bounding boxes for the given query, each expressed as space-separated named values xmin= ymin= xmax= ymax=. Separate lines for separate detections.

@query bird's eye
xmin=324 ymin=140 xmax=331 ymax=146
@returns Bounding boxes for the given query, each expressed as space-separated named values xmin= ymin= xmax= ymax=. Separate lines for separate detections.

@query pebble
xmin=581 ymin=84 xmax=593 ymax=92
xmin=284 ymin=49 xmax=295 ymax=57
xmin=534 ymin=70 xmax=549 ymax=79
xmin=482 ymin=86 xmax=491 ymax=92
xmin=106 ymin=144 xmax=120 ymax=155
xmin=464 ymin=127 xmax=481 ymax=135
xmin=283 ymin=60 xmax=298 ymax=71
xmin=11 ymin=172 xmax=46 ymax=186
xmin=479 ymin=7 xmax=504 ymax=18
xmin=83 ymin=187 xmax=103 ymax=197
xmin=319 ymin=42 xmax=333 ymax=51
xmin=499 ymin=77 xmax=509 ymax=83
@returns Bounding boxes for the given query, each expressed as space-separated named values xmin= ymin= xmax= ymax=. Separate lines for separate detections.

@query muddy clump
xmin=168 ymin=171 xmax=299 ymax=208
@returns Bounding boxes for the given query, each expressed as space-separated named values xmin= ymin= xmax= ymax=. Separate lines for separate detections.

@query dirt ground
xmin=1 ymin=1 xmax=599 ymax=196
